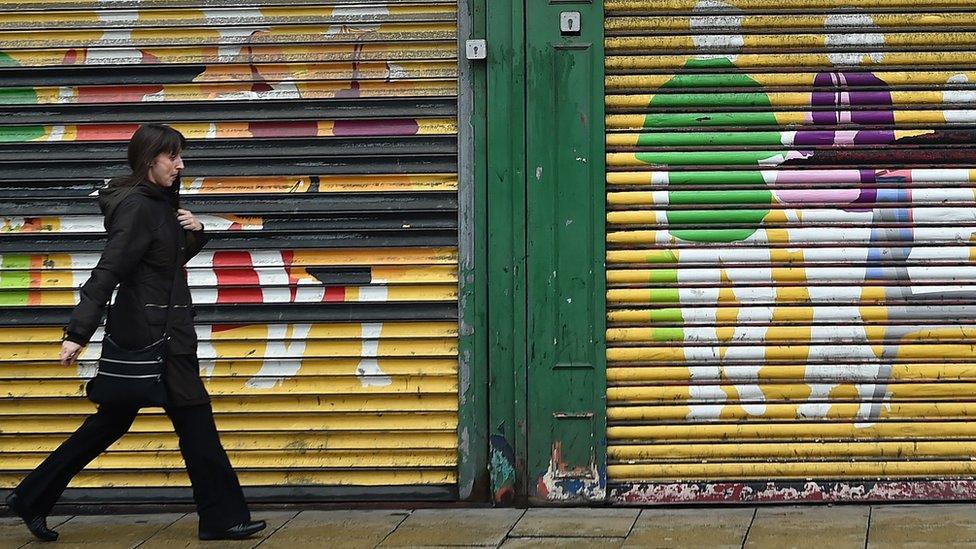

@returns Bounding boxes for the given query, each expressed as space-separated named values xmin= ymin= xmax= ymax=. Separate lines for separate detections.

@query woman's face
xmin=147 ymin=151 xmax=184 ymax=187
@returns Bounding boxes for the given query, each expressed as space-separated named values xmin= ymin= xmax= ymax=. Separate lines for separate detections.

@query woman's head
xmin=127 ymin=124 xmax=186 ymax=188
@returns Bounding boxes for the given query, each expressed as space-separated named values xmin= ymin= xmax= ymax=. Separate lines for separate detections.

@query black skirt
xmin=164 ymin=354 xmax=211 ymax=407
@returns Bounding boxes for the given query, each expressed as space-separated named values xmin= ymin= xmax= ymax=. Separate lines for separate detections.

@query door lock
xmin=560 ymin=11 xmax=581 ymax=35
xmin=465 ymin=39 xmax=487 ymax=60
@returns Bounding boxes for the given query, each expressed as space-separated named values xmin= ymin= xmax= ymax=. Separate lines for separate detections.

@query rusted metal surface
xmin=0 ymin=2 xmax=461 ymax=495
xmin=605 ymin=0 xmax=976 ymax=500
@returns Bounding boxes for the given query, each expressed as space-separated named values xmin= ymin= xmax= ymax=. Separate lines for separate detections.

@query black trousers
xmin=12 ymin=403 xmax=249 ymax=532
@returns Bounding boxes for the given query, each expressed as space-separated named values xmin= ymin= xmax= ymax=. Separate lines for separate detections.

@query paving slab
xmin=1 ymin=515 xmax=72 ymax=549
xmin=745 ymin=506 xmax=868 ymax=549
xmin=138 ymin=510 xmax=297 ymax=549
xmin=623 ymin=508 xmax=755 ymax=549
xmin=501 ymin=537 xmax=625 ymax=549
xmin=380 ymin=508 xmax=524 ymax=547
xmin=869 ymin=504 xmax=976 ymax=548
xmin=259 ymin=510 xmax=408 ymax=549
xmin=23 ymin=513 xmax=183 ymax=548
xmin=509 ymin=508 xmax=639 ymax=538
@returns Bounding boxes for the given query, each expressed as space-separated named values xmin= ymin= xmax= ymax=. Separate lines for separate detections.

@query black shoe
xmin=4 ymin=492 xmax=59 ymax=542
xmin=198 ymin=519 xmax=266 ymax=541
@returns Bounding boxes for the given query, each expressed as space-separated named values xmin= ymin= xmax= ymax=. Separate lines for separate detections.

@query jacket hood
xmin=99 ymin=177 xmax=177 ymax=225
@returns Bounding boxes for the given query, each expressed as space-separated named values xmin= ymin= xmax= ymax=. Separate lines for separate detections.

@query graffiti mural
xmin=0 ymin=2 xmax=460 ymax=490
xmin=605 ymin=0 xmax=976 ymax=491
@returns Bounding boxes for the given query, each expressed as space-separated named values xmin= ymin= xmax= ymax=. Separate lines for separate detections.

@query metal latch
xmin=465 ymin=39 xmax=487 ymax=60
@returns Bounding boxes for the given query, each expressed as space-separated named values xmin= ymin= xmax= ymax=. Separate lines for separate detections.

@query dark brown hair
xmin=113 ymin=124 xmax=186 ymax=205
xmin=128 ymin=124 xmax=185 ymax=178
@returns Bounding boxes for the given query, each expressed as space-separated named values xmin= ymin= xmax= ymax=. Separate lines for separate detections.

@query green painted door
xmin=524 ymin=1 xmax=607 ymax=503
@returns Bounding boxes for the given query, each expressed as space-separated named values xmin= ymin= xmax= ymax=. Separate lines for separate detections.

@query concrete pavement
xmin=3 ymin=503 xmax=976 ymax=548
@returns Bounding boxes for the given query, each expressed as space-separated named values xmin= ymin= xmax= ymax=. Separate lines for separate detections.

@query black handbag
xmin=86 ymin=333 xmax=168 ymax=408
xmin=85 ymin=257 xmax=181 ymax=409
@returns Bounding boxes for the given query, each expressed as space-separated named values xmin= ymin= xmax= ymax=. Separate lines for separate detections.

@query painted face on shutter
xmin=148 ymin=151 xmax=184 ymax=187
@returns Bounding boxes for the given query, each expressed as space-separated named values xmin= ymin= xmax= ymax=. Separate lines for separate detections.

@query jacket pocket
xmin=143 ymin=306 xmax=168 ymax=326
xmin=144 ymin=305 xmax=193 ymax=327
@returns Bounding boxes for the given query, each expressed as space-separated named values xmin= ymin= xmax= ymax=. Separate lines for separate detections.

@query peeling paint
xmin=458 ymin=425 xmax=473 ymax=498
xmin=610 ymin=480 xmax=976 ymax=504
xmin=536 ymin=441 xmax=606 ymax=502
xmin=458 ymin=348 xmax=471 ymax=405
xmin=490 ymin=433 xmax=517 ymax=505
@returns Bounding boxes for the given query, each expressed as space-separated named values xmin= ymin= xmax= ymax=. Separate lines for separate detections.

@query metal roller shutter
xmin=605 ymin=0 xmax=976 ymax=502
xmin=0 ymin=1 xmax=460 ymax=498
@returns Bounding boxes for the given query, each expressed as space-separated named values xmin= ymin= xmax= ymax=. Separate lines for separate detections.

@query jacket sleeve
xmin=183 ymin=224 xmax=209 ymax=262
xmin=64 ymin=198 xmax=154 ymax=345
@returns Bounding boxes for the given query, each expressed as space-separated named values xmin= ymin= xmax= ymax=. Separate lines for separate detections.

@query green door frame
xmin=485 ymin=0 xmax=529 ymax=505
xmin=485 ymin=0 xmax=607 ymax=504
xmin=457 ymin=0 xmax=490 ymax=501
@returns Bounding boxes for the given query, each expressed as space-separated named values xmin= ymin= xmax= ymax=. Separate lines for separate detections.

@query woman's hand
xmin=177 ymin=209 xmax=203 ymax=231
xmin=60 ymin=340 xmax=83 ymax=366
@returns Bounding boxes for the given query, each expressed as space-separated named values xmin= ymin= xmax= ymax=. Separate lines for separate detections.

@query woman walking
xmin=4 ymin=124 xmax=265 ymax=542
